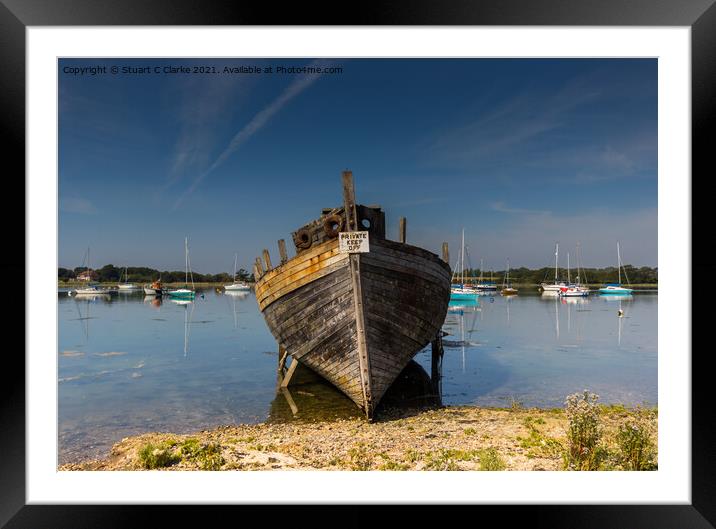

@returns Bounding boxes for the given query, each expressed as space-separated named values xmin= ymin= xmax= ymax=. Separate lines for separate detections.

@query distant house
xmin=77 ymin=270 xmax=97 ymax=281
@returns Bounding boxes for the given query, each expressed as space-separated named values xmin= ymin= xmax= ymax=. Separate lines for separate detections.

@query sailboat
xmin=473 ymin=258 xmax=496 ymax=292
xmin=168 ymin=237 xmax=196 ymax=300
xmin=599 ymin=241 xmax=634 ymax=295
xmin=501 ymin=258 xmax=518 ymax=296
xmin=540 ymin=242 xmax=567 ymax=295
xmin=118 ymin=266 xmax=140 ymax=291
xmin=450 ymin=229 xmax=480 ymax=300
xmin=559 ymin=246 xmax=590 ymax=297
xmin=72 ymin=247 xmax=113 ymax=296
xmin=224 ymin=253 xmax=251 ymax=291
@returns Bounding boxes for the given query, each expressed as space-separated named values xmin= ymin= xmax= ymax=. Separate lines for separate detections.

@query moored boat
xmin=598 ymin=242 xmax=633 ymax=296
xmin=540 ymin=242 xmax=567 ymax=294
xmin=168 ymin=238 xmax=196 ymax=300
xmin=225 ymin=253 xmax=251 ymax=291
xmin=254 ymin=171 xmax=451 ymax=419
xmin=144 ymin=279 xmax=165 ymax=296
xmin=450 ymin=229 xmax=480 ymax=301
xmin=500 ymin=258 xmax=518 ymax=296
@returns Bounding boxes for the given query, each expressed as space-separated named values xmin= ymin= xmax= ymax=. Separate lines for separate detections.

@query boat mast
xmin=617 ymin=241 xmax=621 ymax=284
xmin=185 ymin=237 xmax=189 ymax=287
xmin=555 ymin=242 xmax=559 ymax=282
xmin=461 ymin=228 xmax=465 ymax=286
xmin=233 ymin=253 xmax=238 ymax=282
xmin=567 ymin=252 xmax=571 ymax=284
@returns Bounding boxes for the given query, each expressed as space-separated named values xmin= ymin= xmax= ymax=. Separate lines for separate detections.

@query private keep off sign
xmin=338 ymin=231 xmax=370 ymax=253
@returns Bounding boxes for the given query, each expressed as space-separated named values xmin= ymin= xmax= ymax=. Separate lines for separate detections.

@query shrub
xmin=178 ymin=438 xmax=225 ymax=470
xmin=138 ymin=442 xmax=180 ymax=469
xmin=477 ymin=448 xmax=506 ymax=471
xmin=564 ymin=390 xmax=604 ymax=470
xmin=616 ymin=408 xmax=657 ymax=470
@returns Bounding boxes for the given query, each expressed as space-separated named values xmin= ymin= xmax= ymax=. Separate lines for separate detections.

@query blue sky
xmin=59 ymin=58 xmax=657 ymax=274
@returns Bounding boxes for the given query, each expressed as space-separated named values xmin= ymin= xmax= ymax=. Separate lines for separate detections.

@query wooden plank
xmin=255 ymin=247 xmax=345 ymax=302
xmin=280 ymin=357 xmax=299 ymax=388
xmin=262 ymin=249 xmax=272 ymax=272
xmin=278 ymin=345 xmax=288 ymax=374
xmin=253 ymin=264 xmax=260 ymax=282
xmin=342 ymin=170 xmax=373 ymax=418
xmin=342 ymin=170 xmax=358 ymax=231
xmin=280 ymin=387 xmax=299 ymax=415
xmin=257 ymin=239 xmax=337 ymax=287
xmin=255 ymin=240 xmax=341 ymax=296
xmin=278 ymin=239 xmax=288 ymax=264
xmin=255 ymin=257 xmax=264 ymax=276
xmin=257 ymin=254 xmax=349 ymax=311
xmin=399 ymin=217 xmax=406 ymax=244
xmin=442 ymin=242 xmax=449 ymax=264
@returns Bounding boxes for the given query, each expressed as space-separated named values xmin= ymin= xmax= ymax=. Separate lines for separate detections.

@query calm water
xmin=58 ymin=288 xmax=657 ymax=464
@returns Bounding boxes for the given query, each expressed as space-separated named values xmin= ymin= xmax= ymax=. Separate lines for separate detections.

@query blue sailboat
xmin=599 ymin=242 xmax=633 ymax=296
xmin=450 ymin=229 xmax=480 ymax=301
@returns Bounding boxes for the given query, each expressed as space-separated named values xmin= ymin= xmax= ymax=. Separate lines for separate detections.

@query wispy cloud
xmin=163 ymin=74 xmax=253 ymax=195
xmin=172 ymin=60 xmax=332 ymax=209
xmin=60 ymin=197 xmax=97 ymax=215
xmin=427 ymin=79 xmax=601 ymax=167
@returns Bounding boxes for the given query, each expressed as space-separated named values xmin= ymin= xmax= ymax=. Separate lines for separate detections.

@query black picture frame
xmin=3 ymin=1 xmax=713 ymax=527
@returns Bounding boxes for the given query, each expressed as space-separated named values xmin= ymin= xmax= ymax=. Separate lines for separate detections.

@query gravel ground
xmin=59 ymin=404 xmax=657 ymax=471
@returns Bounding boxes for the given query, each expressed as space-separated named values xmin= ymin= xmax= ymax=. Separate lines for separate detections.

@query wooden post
xmin=280 ymin=387 xmax=299 ymax=416
xmin=431 ymin=333 xmax=444 ymax=400
xmin=278 ymin=239 xmax=288 ymax=264
xmin=255 ymin=257 xmax=264 ymax=275
xmin=277 ymin=345 xmax=288 ymax=374
xmin=399 ymin=217 xmax=406 ymax=243
xmin=262 ymin=249 xmax=272 ymax=271
xmin=280 ymin=357 xmax=299 ymax=388
xmin=442 ymin=242 xmax=449 ymax=264
xmin=252 ymin=264 xmax=261 ymax=282
xmin=341 ymin=170 xmax=374 ymax=419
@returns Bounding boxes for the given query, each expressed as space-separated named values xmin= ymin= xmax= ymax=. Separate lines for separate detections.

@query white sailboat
xmin=118 ymin=266 xmax=140 ymax=291
xmin=540 ymin=242 xmax=567 ymax=295
xmin=224 ymin=253 xmax=251 ymax=291
xmin=450 ymin=229 xmax=480 ymax=300
xmin=474 ymin=258 xmax=497 ymax=292
xmin=559 ymin=245 xmax=590 ymax=297
xmin=599 ymin=241 xmax=634 ymax=295
xmin=168 ymin=237 xmax=196 ymax=300
xmin=72 ymin=247 xmax=113 ymax=296
xmin=501 ymin=258 xmax=518 ymax=296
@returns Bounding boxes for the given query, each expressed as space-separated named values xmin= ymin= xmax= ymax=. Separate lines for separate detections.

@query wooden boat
xmin=254 ymin=171 xmax=451 ymax=419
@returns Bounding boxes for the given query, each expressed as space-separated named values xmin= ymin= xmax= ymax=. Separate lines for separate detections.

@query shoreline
xmin=59 ymin=403 xmax=657 ymax=471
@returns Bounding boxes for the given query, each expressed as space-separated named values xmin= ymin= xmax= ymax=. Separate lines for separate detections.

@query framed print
xmin=4 ymin=0 xmax=714 ymax=527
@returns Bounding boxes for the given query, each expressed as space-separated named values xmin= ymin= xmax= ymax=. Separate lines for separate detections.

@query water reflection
xmin=223 ymin=290 xmax=249 ymax=329
xmin=445 ymin=300 xmax=481 ymax=373
xmin=268 ymin=360 xmax=442 ymax=423
xmin=170 ymin=299 xmax=195 ymax=357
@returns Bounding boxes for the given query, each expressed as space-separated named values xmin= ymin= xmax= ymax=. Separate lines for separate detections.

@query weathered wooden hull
xmin=255 ymin=237 xmax=450 ymax=418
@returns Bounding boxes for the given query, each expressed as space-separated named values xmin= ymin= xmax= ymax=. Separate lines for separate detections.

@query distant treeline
xmin=58 ymin=264 xmax=252 ymax=283
xmin=455 ymin=265 xmax=658 ymax=285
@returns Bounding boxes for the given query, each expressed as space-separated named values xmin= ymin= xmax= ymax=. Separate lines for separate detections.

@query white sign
xmin=339 ymin=231 xmax=370 ymax=253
